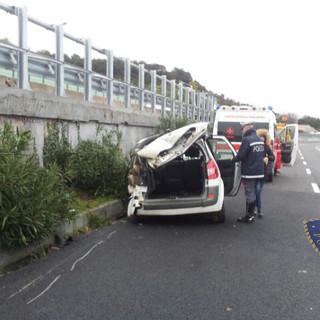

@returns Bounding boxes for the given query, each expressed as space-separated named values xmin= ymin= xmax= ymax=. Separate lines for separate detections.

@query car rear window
xmin=217 ymin=122 xmax=269 ymax=142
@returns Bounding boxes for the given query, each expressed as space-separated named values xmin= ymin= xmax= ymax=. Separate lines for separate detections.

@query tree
xmin=298 ymin=116 xmax=320 ymax=130
xmin=285 ymin=113 xmax=299 ymax=124
xmin=167 ymin=68 xmax=192 ymax=84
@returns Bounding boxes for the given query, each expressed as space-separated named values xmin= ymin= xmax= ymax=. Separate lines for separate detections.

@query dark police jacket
xmin=232 ymin=128 xmax=265 ymax=179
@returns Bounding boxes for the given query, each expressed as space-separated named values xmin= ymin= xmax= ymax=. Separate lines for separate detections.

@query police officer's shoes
xmin=237 ymin=214 xmax=255 ymax=223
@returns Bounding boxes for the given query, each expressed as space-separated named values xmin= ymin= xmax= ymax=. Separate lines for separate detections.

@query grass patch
xmin=88 ymin=213 xmax=111 ymax=229
xmin=73 ymin=193 xmax=115 ymax=214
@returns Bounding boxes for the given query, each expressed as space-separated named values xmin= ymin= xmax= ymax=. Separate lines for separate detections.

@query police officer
xmin=232 ymin=121 xmax=265 ymax=223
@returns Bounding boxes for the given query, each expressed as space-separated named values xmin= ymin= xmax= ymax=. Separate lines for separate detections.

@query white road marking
xmin=311 ymin=183 xmax=320 ymax=194
xmin=316 ymin=147 xmax=320 ymax=152
xmin=107 ymin=230 xmax=117 ymax=239
xmin=306 ymin=168 xmax=312 ymax=175
xmin=303 ymin=161 xmax=307 ymax=165
xmin=70 ymin=240 xmax=103 ymax=271
xmin=26 ymin=275 xmax=61 ymax=305
xmin=8 ymin=259 xmax=69 ymax=299
xmin=298 ymin=270 xmax=307 ymax=274
xmin=9 ymin=275 xmax=44 ymax=299
xmin=301 ymin=156 xmax=304 ymax=160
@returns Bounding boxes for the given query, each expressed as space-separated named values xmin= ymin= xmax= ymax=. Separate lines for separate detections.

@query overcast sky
xmin=1 ymin=0 xmax=320 ymax=118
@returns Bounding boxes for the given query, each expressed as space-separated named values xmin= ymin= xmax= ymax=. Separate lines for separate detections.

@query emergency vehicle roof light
xmin=268 ymin=106 xmax=273 ymax=111
xmin=216 ymin=105 xmax=221 ymax=110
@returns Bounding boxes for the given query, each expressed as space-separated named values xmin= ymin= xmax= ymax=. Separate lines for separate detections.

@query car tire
xmin=212 ymin=204 xmax=225 ymax=223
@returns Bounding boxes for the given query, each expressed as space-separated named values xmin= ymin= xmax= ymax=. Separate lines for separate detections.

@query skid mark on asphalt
xmin=26 ymin=275 xmax=61 ymax=305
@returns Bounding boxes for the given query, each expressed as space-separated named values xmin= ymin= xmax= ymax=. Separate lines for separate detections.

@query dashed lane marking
xmin=311 ymin=183 xmax=320 ymax=194
xmin=303 ymin=161 xmax=307 ymax=165
xmin=316 ymin=147 xmax=320 ymax=152
xmin=301 ymin=156 xmax=304 ymax=160
xmin=26 ymin=275 xmax=61 ymax=305
xmin=306 ymin=168 xmax=312 ymax=175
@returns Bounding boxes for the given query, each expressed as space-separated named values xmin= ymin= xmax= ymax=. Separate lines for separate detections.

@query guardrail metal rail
xmin=0 ymin=2 xmax=215 ymax=121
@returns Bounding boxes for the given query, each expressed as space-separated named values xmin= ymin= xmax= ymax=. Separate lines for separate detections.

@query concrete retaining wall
xmin=0 ymin=87 xmax=160 ymax=164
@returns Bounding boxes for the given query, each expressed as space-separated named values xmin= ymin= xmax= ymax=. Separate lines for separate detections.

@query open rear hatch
xmin=137 ymin=122 xmax=208 ymax=169
xmin=127 ymin=123 xmax=209 ymax=213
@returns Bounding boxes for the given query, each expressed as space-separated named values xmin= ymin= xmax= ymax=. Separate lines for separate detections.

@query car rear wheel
xmin=212 ymin=204 xmax=225 ymax=223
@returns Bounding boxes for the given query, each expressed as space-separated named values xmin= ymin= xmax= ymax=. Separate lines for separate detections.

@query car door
xmin=206 ymin=135 xmax=241 ymax=196
xmin=278 ymin=124 xmax=299 ymax=166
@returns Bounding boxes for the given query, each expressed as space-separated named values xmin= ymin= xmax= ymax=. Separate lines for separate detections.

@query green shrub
xmin=43 ymin=123 xmax=72 ymax=171
xmin=0 ymin=123 xmax=74 ymax=250
xmin=68 ymin=130 xmax=128 ymax=199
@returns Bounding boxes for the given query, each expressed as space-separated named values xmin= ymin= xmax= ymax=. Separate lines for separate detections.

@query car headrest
xmin=185 ymin=146 xmax=199 ymax=158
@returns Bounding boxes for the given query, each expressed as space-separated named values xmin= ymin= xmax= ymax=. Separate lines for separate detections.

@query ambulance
xmin=212 ymin=105 xmax=298 ymax=181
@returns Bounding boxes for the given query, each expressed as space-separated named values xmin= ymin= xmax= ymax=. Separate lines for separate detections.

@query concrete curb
xmin=0 ymin=200 xmax=124 ymax=270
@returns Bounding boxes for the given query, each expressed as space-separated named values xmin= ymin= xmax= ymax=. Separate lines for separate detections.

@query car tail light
xmin=207 ymin=159 xmax=219 ymax=180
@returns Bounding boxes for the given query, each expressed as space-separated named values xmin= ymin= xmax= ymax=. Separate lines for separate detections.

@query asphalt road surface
xmin=1 ymin=134 xmax=320 ymax=320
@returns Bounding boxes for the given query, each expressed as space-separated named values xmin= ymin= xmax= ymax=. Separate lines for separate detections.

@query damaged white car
xmin=127 ymin=122 xmax=241 ymax=222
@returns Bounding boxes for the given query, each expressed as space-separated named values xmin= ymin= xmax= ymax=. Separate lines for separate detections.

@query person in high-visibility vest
xmin=274 ymin=136 xmax=281 ymax=175
xmin=286 ymin=127 xmax=291 ymax=142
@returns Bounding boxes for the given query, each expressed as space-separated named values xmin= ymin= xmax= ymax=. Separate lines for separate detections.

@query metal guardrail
xmin=0 ymin=2 xmax=215 ymax=121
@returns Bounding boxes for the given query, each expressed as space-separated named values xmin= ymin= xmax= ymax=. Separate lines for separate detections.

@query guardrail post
xmin=16 ymin=6 xmax=30 ymax=90
xmin=197 ymin=92 xmax=201 ymax=121
xmin=178 ymin=82 xmax=183 ymax=118
xmin=209 ymin=95 xmax=213 ymax=121
xmin=202 ymin=93 xmax=206 ymax=121
xmin=203 ymin=94 xmax=209 ymax=122
xmin=150 ymin=70 xmax=156 ymax=113
xmin=191 ymin=89 xmax=196 ymax=120
xmin=124 ymin=58 xmax=131 ymax=108
xmin=185 ymin=87 xmax=190 ymax=119
xmin=106 ymin=50 xmax=114 ymax=106
xmin=170 ymin=80 xmax=176 ymax=117
xmin=138 ymin=64 xmax=145 ymax=111
xmin=55 ymin=24 xmax=65 ymax=96
xmin=161 ymin=75 xmax=167 ymax=116
xmin=84 ymin=38 xmax=92 ymax=101
xmin=211 ymin=96 xmax=216 ymax=122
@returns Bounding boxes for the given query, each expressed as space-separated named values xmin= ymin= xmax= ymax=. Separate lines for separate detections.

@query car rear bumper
xmin=135 ymin=186 xmax=223 ymax=216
